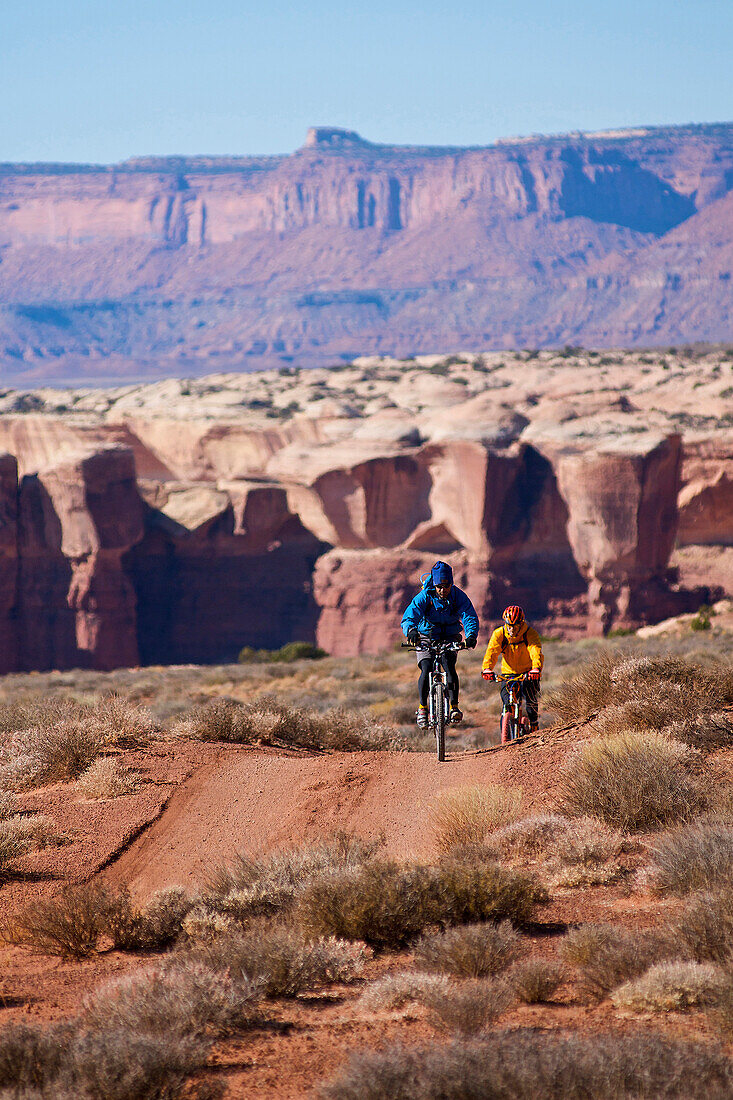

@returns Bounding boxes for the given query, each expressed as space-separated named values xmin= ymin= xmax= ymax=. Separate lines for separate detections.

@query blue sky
xmin=2 ymin=0 xmax=731 ymax=163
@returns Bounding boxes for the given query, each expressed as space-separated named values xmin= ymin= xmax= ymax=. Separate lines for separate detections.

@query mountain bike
xmin=488 ymin=673 xmax=532 ymax=744
xmin=402 ymin=639 xmax=464 ymax=762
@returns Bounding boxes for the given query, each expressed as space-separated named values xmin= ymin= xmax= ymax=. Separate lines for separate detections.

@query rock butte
xmin=0 ymin=348 xmax=730 ymax=669
xmin=0 ymin=123 xmax=732 ymax=385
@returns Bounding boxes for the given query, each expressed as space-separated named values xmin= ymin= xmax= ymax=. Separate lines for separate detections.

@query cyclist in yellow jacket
xmin=481 ymin=605 xmax=543 ymax=732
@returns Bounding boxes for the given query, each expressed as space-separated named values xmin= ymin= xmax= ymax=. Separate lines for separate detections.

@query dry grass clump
xmin=508 ymin=957 xmax=565 ymax=1003
xmin=414 ymin=921 xmax=519 ymax=978
xmin=612 ymin=960 xmax=731 ymax=1014
xmin=421 ymin=977 xmax=514 ymax=1035
xmin=0 ymin=812 xmax=59 ymax=876
xmin=0 ymin=1020 xmax=73 ymax=1091
xmin=61 ymin=1028 xmax=209 ymax=1100
xmin=431 ymin=784 xmax=523 ymax=854
xmin=674 ymin=890 xmax=733 ymax=962
xmin=559 ymin=731 xmax=704 ymax=831
xmin=489 ymin=814 xmax=571 ymax=861
xmin=560 ymin=923 xmax=676 ymax=1000
xmin=77 ymin=757 xmax=140 ymax=799
xmin=105 ymin=886 xmax=195 ymax=951
xmin=663 ymin=711 xmax=733 ymax=752
xmin=651 ymin=822 xmax=733 ymax=895
xmin=202 ymin=833 xmax=382 ymax=923
xmin=545 ymin=817 xmax=633 ymax=888
xmin=0 ymin=1017 xmax=209 ymax=1100
xmin=6 ymin=882 xmax=112 ymax=958
xmin=190 ymin=923 xmax=370 ymax=998
xmin=179 ymin=696 xmax=401 ymax=751
xmin=358 ymin=971 xmax=453 ymax=1013
xmin=82 ymin=956 xmax=262 ymax=1038
xmin=544 ymin=650 xmax=617 ymax=723
xmin=318 ymin=1030 xmax=733 ymax=1100
xmin=297 ymin=860 xmax=545 ymax=950
xmin=546 ymin=652 xmax=733 ymax=730
xmin=0 ymin=693 xmax=154 ymax=790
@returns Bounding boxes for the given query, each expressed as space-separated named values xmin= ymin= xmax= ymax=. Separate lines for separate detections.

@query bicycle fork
xmin=428 ymin=669 xmax=448 ymax=726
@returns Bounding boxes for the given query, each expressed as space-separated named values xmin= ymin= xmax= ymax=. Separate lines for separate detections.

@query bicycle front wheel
xmin=433 ymin=682 xmax=446 ymax=762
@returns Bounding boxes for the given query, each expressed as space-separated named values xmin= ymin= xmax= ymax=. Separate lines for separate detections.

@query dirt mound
xmin=106 ymin=732 xmax=576 ymax=897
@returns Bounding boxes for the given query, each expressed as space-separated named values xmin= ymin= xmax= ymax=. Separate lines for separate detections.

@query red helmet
xmin=502 ymin=605 xmax=525 ymax=626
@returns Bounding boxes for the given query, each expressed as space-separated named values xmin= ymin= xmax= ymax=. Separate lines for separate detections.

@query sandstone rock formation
xmin=16 ymin=447 xmax=144 ymax=670
xmin=0 ymin=349 xmax=727 ymax=666
xmin=0 ymin=123 xmax=732 ymax=385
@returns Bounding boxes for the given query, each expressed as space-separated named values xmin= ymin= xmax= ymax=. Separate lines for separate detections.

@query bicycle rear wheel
xmin=434 ymin=682 xmax=446 ymax=762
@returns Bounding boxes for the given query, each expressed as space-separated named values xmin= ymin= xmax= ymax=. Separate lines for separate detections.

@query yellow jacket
xmin=481 ymin=625 xmax=544 ymax=675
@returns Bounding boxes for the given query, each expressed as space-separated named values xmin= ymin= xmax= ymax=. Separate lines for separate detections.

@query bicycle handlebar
xmin=487 ymin=672 xmax=537 ymax=682
xmin=401 ymin=640 xmax=465 ymax=652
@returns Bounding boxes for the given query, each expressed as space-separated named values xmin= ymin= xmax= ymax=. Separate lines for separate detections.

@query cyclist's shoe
xmin=450 ymin=706 xmax=463 ymax=724
xmin=529 ymin=722 xmax=539 ymax=733
xmin=416 ymin=705 xmax=429 ymax=729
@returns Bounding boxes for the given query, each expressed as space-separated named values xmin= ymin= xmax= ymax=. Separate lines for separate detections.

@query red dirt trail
xmin=107 ymin=730 xmax=576 ymax=896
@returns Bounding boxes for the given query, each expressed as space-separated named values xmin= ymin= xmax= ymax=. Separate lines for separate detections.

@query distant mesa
xmin=303 ymin=127 xmax=370 ymax=149
xmin=0 ymin=119 xmax=732 ymax=383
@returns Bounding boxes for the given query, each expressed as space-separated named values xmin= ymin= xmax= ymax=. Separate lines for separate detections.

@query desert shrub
xmin=0 ymin=813 xmax=58 ymax=875
xmin=77 ymin=757 xmax=140 ymax=799
xmin=560 ymin=923 xmax=676 ymax=1000
xmin=546 ymin=652 xmax=733 ymax=729
xmin=414 ymin=921 xmax=519 ymax=978
xmin=431 ymin=785 xmax=523 ymax=854
xmin=544 ymin=651 xmax=617 ymax=723
xmin=432 ymin=859 xmax=548 ymax=926
xmin=181 ymin=697 xmax=400 ymax=751
xmin=552 ymin=817 xmax=630 ymax=867
xmin=83 ymin=957 xmax=261 ymax=1038
xmin=674 ymin=890 xmax=733 ymax=962
xmin=93 ymin=694 xmax=155 ymax=747
xmin=202 ymin=833 xmax=382 ymax=921
xmin=358 ymin=971 xmax=452 ymax=1012
xmin=665 ymin=712 xmax=733 ymax=752
xmin=105 ymin=886 xmax=195 ymax=951
xmin=297 ymin=860 xmax=545 ymax=950
xmin=191 ymin=924 xmax=370 ymax=997
xmin=317 ymin=1031 xmax=733 ymax=1100
xmin=489 ymin=814 xmax=572 ymax=861
xmin=62 ymin=1027 xmax=208 ymax=1100
xmin=422 ymin=978 xmax=514 ymax=1035
xmin=297 ymin=861 xmax=439 ymax=950
xmin=0 ymin=694 xmax=154 ymax=790
xmin=180 ymin=905 xmax=238 ymax=942
xmin=545 ymin=817 xmax=632 ymax=888
xmin=651 ymin=822 xmax=733 ymax=895
xmin=0 ymin=1021 xmax=74 ymax=1089
xmin=612 ymin=960 xmax=731 ymax=1014
xmin=238 ymin=641 xmax=327 ymax=663
xmin=559 ymin=731 xmax=704 ymax=831
xmin=508 ymin=957 xmax=565 ymax=1003
xmin=6 ymin=882 xmax=111 ymax=958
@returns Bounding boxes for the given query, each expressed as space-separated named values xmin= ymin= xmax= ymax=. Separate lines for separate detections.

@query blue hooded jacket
xmin=401 ymin=571 xmax=479 ymax=642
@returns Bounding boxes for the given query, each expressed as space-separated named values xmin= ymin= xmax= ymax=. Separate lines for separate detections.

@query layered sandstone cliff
xmin=0 ymin=349 xmax=728 ymax=667
xmin=0 ymin=123 xmax=731 ymax=384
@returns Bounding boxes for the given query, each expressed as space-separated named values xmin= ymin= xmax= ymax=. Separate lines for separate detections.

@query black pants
xmin=501 ymin=680 xmax=540 ymax=724
xmin=418 ymin=652 xmax=459 ymax=706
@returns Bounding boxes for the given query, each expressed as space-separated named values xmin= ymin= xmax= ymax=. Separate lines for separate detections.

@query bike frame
xmin=403 ymin=639 xmax=464 ymax=761
xmin=491 ymin=672 xmax=531 ymax=743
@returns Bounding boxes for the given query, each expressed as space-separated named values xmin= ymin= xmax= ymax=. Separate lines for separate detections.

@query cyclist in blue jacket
xmin=401 ymin=561 xmax=479 ymax=728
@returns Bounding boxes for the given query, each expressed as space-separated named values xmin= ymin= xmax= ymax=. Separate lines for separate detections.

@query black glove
xmin=407 ymin=628 xmax=420 ymax=646
xmin=465 ymin=635 xmax=477 ymax=649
